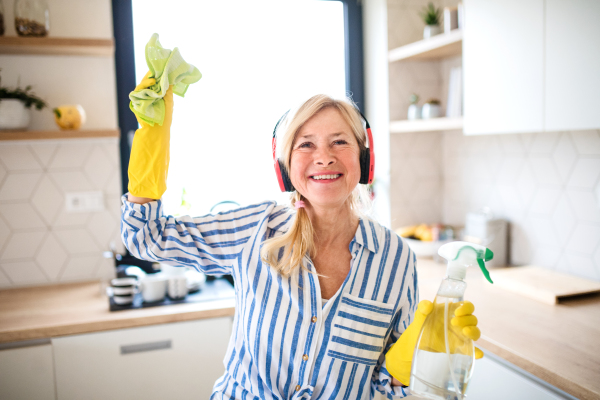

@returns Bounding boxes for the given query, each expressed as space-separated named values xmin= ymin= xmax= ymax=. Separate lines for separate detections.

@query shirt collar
xmin=267 ymin=211 xmax=381 ymax=254
xmin=353 ymin=218 xmax=381 ymax=254
xmin=266 ymin=208 xmax=295 ymax=232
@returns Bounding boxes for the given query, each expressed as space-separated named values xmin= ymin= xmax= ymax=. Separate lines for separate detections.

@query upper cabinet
xmin=464 ymin=0 xmax=600 ymax=135
xmin=464 ymin=0 xmax=544 ymax=135
xmin=545 ymin=0 xmax=600 ymax=131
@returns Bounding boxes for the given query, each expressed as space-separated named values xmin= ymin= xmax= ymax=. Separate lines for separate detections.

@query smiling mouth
xmin=310 ymin=174 xmax=342 ymax=181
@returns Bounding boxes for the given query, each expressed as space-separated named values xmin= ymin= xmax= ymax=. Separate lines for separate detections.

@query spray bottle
xmin=409 ymin=241 xmax=494 ymax=400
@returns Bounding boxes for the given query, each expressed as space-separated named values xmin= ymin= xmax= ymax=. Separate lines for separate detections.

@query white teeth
xmin=312 ymin=174 xmax=340 ymax=180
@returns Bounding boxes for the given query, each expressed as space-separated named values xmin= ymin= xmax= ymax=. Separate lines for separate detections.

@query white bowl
xmin=111 ymin=286 xmax=137 ymax=296
xmin=113 ymin=295 xmax=134 ymax=305
xmin=403 ymin=238 xmax=451 ymax=258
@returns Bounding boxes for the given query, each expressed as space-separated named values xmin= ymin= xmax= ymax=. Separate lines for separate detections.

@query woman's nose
xmin=314 ymin=147 xmax=335 ymax=166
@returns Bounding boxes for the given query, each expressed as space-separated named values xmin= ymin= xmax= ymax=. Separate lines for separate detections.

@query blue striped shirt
xmin=121 ymin=197 xmax=418 ymax=399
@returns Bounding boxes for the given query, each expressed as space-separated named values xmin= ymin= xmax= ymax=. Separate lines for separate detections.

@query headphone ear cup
xmin=278 ymin=159 xmax=295 ymax=192
xmin=359 ymin=149 xmax=370 ymax=184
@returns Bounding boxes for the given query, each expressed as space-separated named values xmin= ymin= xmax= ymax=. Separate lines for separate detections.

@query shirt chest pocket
xmin=327 ymin=293 xmax=395 ymax=366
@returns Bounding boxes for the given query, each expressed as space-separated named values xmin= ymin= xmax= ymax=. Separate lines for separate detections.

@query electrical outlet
xmin=65 ymin=191 xmax=104 ymax=213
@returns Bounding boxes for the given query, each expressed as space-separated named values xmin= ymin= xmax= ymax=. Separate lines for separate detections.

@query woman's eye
xmin=333 ymin=140 xmax=348 ymax=145
xmin=298 ymin=142 xmax=312 ymax=149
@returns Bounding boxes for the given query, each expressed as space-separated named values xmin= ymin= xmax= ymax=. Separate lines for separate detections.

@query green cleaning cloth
xmin=129 ymin=33 xmax=202 ymax=126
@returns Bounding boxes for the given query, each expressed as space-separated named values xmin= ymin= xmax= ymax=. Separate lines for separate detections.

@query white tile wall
xmin=438 ymin=130 xmax=600 ymax=281
xmin=2 ymin=260 xmax=49 ymax=285
xmin=0 ymin=139 xmax=121 ymax=288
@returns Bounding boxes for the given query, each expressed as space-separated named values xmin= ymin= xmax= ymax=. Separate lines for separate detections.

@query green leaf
xmin=420 ymin=2 xmax=441 ymax=25
xmin=0 ymin=71 xmax=48 ymax=111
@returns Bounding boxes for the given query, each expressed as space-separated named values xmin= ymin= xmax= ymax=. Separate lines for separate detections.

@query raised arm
xmin=127 ymin=34 xmax=201 ymax=204
xmin=127 ymin=71 xmax=174 ymax=205
xmin=121 ymin=199 xmax=278 ymax=276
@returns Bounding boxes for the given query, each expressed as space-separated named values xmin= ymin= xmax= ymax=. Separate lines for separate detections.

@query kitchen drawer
xmin=53 ymin=317 xmax=232 ymax=400
xmin=0 ymin=342 xmax=56 ymax=400
xmin=467 ymin=351 xmax=577 ymax=400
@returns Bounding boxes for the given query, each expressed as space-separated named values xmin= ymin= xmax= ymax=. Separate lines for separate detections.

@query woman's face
xmin=289 ymin=107 xmax=362 ymax=209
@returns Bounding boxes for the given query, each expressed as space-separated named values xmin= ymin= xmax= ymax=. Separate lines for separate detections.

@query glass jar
xmin=0 ymin=1 xmax=5 ymax=36
xmin=14 ymin=0 xmax=49 ymax=37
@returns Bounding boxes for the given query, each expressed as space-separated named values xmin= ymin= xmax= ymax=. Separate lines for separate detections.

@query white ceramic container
xmin=0 ymin=99 xmax=31 ymax=130
xmin=140 ymin=274 xmax=168 ymax=302
xmin=168 ymin=276 xmax=188 ymax=299
xmin=423 ymin=24 xmax=442 ymax=39
xmin=421 ymin=103 xmax=441 ymax=119
xmin=407 ymin=104 xmax=421 ymax=120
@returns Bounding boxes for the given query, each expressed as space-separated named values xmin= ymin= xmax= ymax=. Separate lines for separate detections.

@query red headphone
xmin=272 ymin=108 xmax=375 ymax=192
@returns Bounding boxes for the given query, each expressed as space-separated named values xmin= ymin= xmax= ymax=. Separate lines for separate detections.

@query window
xmin=115 ymin=0 xmax=364 ymax=215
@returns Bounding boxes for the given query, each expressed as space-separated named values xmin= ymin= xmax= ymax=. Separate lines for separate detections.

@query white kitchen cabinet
xmin=467 ymin=351 xmax=575 ymax=399
xmin=0 ymin=343 xmax=56 ymax=400
xmin=545 ymin=0 xmax=600 ymax=131
xmin=53 ymin=317 xmax=232 ymax=400
xmin=372 ymin=351 xmax=575 ymax=400
xmin=464 ymin=0 xmax=600 ymax=135
xmin=463 ymin=0 xmax=545 ymax=135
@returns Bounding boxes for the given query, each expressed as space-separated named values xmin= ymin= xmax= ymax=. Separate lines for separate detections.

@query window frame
xmin=112 ymin=0 xmax=365 ymax=196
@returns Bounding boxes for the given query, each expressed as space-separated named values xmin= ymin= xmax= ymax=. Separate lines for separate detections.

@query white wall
xmin=0 ymin=0 xmax=121 ymax=288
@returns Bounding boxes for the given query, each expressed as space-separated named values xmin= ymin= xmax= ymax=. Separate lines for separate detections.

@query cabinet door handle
xmin=120 ymin=339 xmax=172 ymax=355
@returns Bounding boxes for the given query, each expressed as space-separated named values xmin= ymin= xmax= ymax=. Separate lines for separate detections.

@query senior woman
xmin=122 ymin=73 xmax=481 ymax=398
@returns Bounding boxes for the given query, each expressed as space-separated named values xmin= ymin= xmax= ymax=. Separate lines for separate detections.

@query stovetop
xmin=109 ymin=278 xmax=235 ymax=312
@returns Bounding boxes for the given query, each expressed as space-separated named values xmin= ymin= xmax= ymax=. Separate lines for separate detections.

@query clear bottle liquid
xmin=410 ymin=278 xmax=474 ymax=400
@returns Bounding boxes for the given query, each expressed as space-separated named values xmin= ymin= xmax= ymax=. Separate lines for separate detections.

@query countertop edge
xmin=478 ymin=337 xmax=598 ymax=400
xmin=0 ymin=304 xmax=235 ymax=344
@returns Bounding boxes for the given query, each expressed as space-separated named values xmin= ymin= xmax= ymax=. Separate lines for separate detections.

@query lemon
xmin=53 ymin=105 xmax=86 ymax=130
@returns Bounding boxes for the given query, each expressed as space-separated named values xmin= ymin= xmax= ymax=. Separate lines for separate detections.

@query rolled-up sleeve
xmin=120 ymin=195 xmax=275 ymax=276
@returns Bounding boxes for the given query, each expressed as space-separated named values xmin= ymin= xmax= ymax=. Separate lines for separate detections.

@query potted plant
xmin=0 ymin=73 xmax=47 ymax=130
xmin=421 ymin=99 xmax=441 ymax=119
xmin=420 ymin=2 xmax=442 ymax=39
xmin=407 ymin=93 xmax=421 ymax=120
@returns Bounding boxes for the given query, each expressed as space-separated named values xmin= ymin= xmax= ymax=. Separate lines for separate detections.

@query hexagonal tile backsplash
xmin=0 ymin=138 xmax=121 ymax=288
xmin=391 ymin=129 xmax=600 ymax=281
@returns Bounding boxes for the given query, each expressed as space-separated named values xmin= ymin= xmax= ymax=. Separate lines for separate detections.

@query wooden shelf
xmin=388 ymin=29 xmax=462 ymax=62
xmin=0 ymin=129 xmax=120 ymax=141
xmin=0 ymin=37 xmax=114 ymax=56
xmin=390 ymin=117 xmax=463 ymax=133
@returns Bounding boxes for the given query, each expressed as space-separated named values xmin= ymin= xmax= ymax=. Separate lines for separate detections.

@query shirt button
xmin=295 ymin=385 xmax=301 ymax=391
xmin=302 ymin=354 xmax=309 ymax=361
xmin=311 ymin=316 xmax=317 ymax=323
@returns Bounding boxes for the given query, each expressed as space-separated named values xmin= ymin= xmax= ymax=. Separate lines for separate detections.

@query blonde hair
xmin=261 ymin=94 xmax=372 ymax=277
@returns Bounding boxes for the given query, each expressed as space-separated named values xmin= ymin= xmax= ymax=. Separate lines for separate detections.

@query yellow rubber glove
xmin=386 ymin=300 xmax=484 ymax=387
xmin=127 ymin=71 xmax=174 ymax=200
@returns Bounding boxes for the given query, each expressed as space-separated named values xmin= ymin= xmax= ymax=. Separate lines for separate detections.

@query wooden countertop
xmin=0 ymin=281 xmax=235 ymax=344
xmin=1 ymin=262 xmax=598 ymax=399
xmin=416 ymin=258 xmax=600 ymax=400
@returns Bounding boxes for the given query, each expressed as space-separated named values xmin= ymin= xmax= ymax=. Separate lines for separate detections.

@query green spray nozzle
xmin=477 ymin=257 xmax=493 ymax=283
xmin=439 ymin=242 xmax=494 ymax=284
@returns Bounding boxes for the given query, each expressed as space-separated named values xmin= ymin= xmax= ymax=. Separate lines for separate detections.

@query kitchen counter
xmin=0 ymin=280 xmax=235 ymax=344
xmin=1 ymin=262 xmax=598 ymax=399
xmin=416 ymin=258 xmax=600 ymax=400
